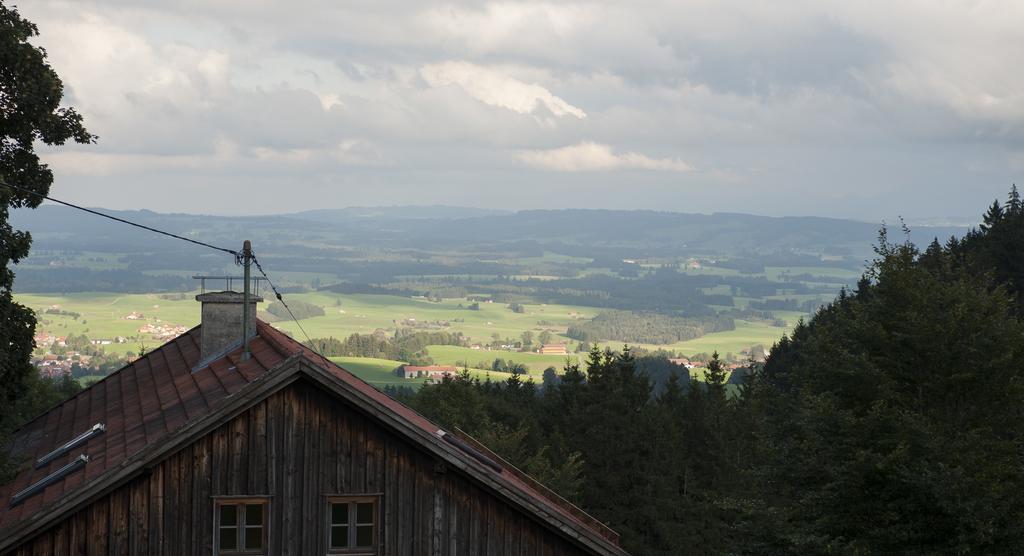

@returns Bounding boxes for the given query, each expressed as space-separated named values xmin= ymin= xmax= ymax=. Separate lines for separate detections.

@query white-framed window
xmin=326 ymin=495 xmax=380 ymax=554
xmin=214 ymin=497 xmax=269 ymax=554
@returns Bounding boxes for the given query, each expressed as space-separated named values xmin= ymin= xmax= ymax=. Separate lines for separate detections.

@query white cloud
xmin=420 ymin=61 xmax=585 ymax=119
xmin=16 ymin=0 xmax=1024 ymax=218
xmin=518 ymin=142 xmax=691 ymax=172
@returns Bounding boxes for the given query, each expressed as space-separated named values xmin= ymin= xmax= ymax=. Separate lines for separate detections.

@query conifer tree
xmin=753 ymin=229 xmax=1024 ymax=553
xmin=981 ymin=199 xmax=1005 ymax=231
xmin=961 ymin=185 xmax=1024 ymax=314
xmin=1007 ymin=184 xmax=1022 ymax=215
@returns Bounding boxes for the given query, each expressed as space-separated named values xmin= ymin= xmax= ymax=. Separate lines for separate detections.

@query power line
xmin=1 ymin=179 xmax=329 ymax=359
xmin=2 ymin=180 xmax=326 ymax=357
xmin=249 ymin=253 xmax=325 ymax=358
xmin=0 ymin=179 xmax=239 ymax=257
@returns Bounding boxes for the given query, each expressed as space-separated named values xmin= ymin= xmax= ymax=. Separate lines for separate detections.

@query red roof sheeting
xmin=0 ymin=321 xmax=620 ymax=548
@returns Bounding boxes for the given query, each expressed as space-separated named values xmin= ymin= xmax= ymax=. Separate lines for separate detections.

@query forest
xmin=566 ymin=310 xmax=735 ymax=344
xmin=381 ymin=187 xmax=1024 ymax=555
xmin=264 ymin=298 xmax=325 ymax=320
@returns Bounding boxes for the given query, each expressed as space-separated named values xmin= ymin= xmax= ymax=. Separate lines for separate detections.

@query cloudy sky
xmin=20 ymin=0 xmax=1024 ymax=220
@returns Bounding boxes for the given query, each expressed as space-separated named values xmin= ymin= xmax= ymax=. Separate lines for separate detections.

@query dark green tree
xmin=1008 ymin=184 xmax=1022 ymax=215
xmin=538 ymin=330 xmax=553 ymax=345
xmin=959 ymin=186 xmax=1024 ymax=315
xmin=0 ymin=373 xmax=80 ymax=480
xmin=0 ymin=2 xmax=93 ymax=440
xmin=980 ymin=199 xmax=1004 ymax=231
xmin=752 ymin=229 xmax=1024 ymax=553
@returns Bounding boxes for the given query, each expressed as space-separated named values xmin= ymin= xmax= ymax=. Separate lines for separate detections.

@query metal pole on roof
xmin=242 ymin=240 xmax=252 ymax=361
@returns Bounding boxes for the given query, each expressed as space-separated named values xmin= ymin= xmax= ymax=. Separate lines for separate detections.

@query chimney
xmin=195 ymin=291 xmax=263 ymax=360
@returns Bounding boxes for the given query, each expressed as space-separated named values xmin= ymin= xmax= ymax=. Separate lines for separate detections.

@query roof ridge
xmin=254 ymin=320 xmax=302 ymax=358
xmin=255 ymin=320 xmax=337 ymax=371
xmin=252 ymin=320 xmax=620 ymax=546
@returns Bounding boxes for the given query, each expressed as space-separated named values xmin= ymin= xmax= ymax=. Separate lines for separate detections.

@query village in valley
xmin=30 ymin=305 xmax=189 ymax=381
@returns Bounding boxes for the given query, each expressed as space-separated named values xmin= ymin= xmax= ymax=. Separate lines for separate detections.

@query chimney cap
xmin=195 ymin=290 xmax=264 ymax=303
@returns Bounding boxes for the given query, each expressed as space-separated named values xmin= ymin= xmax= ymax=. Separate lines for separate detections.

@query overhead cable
xmin=251 ymin=253 xmax=327 ymax=359
xmin=0 ymin=180 xmax=239 ymax=257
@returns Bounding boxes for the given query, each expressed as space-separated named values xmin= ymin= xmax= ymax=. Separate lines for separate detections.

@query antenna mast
xmin=242 ymin=240 xmax=252 ymax=360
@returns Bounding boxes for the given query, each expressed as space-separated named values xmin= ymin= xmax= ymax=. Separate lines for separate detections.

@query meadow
xmin=423 ymin=345 xmax=584 ymax=374
xmin=23 ymin=292 xmax=200 ymax=356
xmin=329 ymin=355 xmax=516 ymax=390
xmin=17 ymin=236 xmax=866 ymax=396
xmin=264 ymin=292 xmax=599 ymax=344
xmin=20 ymin=287 xmax=796 ymax=388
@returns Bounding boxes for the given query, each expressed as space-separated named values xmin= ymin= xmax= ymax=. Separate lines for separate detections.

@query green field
xmin=672 ymin=320 xmax=786 ymax=355
xmin=763 ymin=266 xmax=861 ymax=281
xmin=265 ymin=292 xmax=597 ymax=347
xmin=22 ymin=292 xmax=200 ymax=356
xmin=20 ymin=290 xmax=794 ymax=360
xmin=329 ymin=355 xmax=518 ymax=388
xmin=488 ymin=252 xmax=593 ymax=265
xmin=591 ymin=319 xmax=787 ymax=359
xmin=424 ymin=345 xmax=583 ymax=374
xmin=329 ymin=356 xmax=420 ymax=389
xmin=19 ymin=291 xmax=591 ymax=352
xmin=21 ymin=289 xmax=798 ymax=387
xmin=76 ymin=374 xmax=106 ymax=387
xmin=773 ymin=310 xmax=811 ymax=327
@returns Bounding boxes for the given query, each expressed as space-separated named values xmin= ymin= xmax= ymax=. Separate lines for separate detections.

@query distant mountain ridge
xmin=292 ymin=205 xmax=512 ymax=221
xmin=11 ymin=204 xmax=972 ymax=260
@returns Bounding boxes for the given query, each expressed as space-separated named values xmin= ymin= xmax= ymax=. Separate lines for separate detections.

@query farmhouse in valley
xmin=397 ymin=364 xmax=460 ymax=380
xmin=539 ymin=342 xmax=568 ymax=355
xmin=0 ymin=291 xmax=625 ymax=555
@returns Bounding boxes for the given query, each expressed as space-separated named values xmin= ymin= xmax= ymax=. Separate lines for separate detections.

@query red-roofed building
xmin=0 ymin=291 xmax=626 ymax=555
xmin=539 ymin=343 xmax=568 ymax=355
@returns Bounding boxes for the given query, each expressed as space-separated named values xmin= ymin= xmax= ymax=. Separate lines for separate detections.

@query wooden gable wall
xmin=6 ymin=379 xmax=590 ymax=555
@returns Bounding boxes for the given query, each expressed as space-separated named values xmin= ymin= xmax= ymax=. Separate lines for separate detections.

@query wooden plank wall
xmin=9 ymin=379 xmax=591 ymax=555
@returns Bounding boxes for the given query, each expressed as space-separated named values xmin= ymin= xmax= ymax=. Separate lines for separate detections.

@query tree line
xmin=304 ymin=330 xmax=465 ymax=365
xmin=566 ymin=310 xmax=735 ymax=345
xmin=13 ymin=268 xmax=192 ymax=293
xmin=265 ymin=299 xmax=325 ymax=321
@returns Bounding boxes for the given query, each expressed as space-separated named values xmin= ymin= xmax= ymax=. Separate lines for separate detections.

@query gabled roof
xmin=0 ymin=321 xmax=625 ymax=555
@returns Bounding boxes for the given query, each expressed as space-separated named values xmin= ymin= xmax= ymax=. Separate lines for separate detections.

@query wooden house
xmin=0 ymin=292 xmax=626 ymax=555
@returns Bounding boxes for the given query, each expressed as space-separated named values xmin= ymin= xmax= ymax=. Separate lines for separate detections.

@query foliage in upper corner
xmin=0 ymin=1 xmax=93 ymax=442
xmin=0 ymin=2 xmax=95 ymax=196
